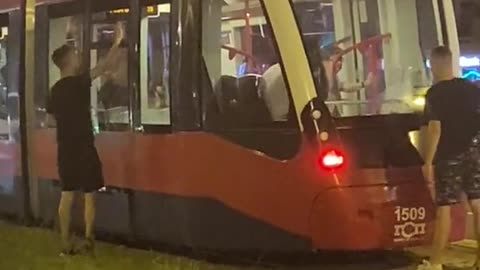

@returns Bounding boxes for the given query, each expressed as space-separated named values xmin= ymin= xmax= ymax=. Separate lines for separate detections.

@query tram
xmin=0 ymin=0 xmax=468 ymax=252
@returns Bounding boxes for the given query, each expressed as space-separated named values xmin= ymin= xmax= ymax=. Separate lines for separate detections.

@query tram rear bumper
xmin=308 ymin=182 xmax=465 ymax=250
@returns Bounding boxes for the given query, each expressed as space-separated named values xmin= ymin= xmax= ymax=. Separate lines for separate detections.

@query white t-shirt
xmin=262 ymin=64 xmax=290 ymax=121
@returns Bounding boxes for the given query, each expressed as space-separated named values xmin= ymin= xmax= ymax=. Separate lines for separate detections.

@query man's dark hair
xmin=431 ymin=46 xmax=452 ymax=59
xmin=52 ymin=44 xmax=74 ymax=69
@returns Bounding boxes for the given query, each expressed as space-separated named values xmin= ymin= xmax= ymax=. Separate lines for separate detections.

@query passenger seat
xmin=212 ymin=75 xmax=272 ymax=128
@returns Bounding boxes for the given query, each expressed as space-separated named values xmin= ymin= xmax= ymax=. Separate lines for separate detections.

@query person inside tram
xmin=46 ymin=22 xmax=124 ymax=256
xmin=418 ymin=46 xmax=480 ymax=270
xmin=262 ymin=38 xmax=328 ymax=122
xmin=332 ymin=49 xmax=375 ymax=95
xmin=262 ymin=60 xmax=288 ymax=121
xmin=98 ymin=47 xmax=129 ymax=123
xmin=322 ymin=45 xmax=375 ymax=116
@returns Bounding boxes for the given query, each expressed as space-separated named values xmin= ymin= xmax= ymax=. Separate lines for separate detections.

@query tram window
xmin=453 ymin=1 xmax=480 ymax=85
xmin=455 ymin=1 xmax=480 ymax=42
xmin=0 ymin=26 xmax=9 ymax=139
xmin=48 ymin=15 xmax=84 ymax=128
xmin=202 ymin=0 xmax=295 ymax=129
xmin=139 ymin=3 xmax=171 ymax=125
xmin=293 ymin=0 xmax=439 ymax=117
xmin=90 ymin=11 xmax=129 ymax=131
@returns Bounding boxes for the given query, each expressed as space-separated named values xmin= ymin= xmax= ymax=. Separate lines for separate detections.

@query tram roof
xmin=0 ymin=0 xmax=20 ymax=12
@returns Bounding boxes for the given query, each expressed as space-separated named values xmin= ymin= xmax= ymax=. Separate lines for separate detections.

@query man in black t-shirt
xmin=418 ymin=47 xmax=480 ymax=270
xmin=47 ymin=23 xmax=124 ymax=256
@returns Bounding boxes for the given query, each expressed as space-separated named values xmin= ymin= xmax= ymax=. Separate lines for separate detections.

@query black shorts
xmin=58 ymin=144 xmax=104 ymax=193
xmin=435 ymin=134 xmax=480 ymax=206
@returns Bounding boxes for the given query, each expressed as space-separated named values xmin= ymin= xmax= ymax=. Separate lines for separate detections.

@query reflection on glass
xmin=293 ymin=0 xmax=439 ymax=117
xmin=140 ymin=3 xmax=171 ymax=125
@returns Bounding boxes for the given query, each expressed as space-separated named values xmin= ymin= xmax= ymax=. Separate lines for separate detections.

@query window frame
xmin=138 ymin=0 xmax=173 ymax=130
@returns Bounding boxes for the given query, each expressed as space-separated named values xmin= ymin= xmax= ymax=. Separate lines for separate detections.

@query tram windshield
xmin=292 ymin=0 xmax=439 ymax=117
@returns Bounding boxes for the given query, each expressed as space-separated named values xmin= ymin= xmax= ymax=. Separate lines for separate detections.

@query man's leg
xmin=84 ymin=192 xmax=96 ymax=240
xmin=429 ymin=205 xmax=451 ymax=265
xmin=469 ymin=199 xmax=480 ymax=263
xmin=420 ymin=160 xmax=461 ymax=269
xmin=58 ymin=191 xmax=75 ymax=249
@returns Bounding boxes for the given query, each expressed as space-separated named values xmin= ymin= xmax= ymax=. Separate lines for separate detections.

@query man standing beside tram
xmin=418 ymin=46 xmax=480 ymax=270
xmin=47 ymin=22 xmax=124 ymax=256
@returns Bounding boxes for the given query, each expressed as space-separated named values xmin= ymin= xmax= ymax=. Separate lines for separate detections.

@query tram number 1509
xmin=394 ymin=207 xmax=426 ymax=222
xmin=393 ymin=206 xmax=427 ymax=242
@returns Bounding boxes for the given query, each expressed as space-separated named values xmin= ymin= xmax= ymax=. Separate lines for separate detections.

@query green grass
xmin=0 ymin=221 xmax=263 ymax=270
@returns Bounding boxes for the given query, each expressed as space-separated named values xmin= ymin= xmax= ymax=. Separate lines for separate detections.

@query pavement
xmin=410 ymin=241 xmax=477 ymax=269
xmin=280 ymin=242 xmax=478 ymax=270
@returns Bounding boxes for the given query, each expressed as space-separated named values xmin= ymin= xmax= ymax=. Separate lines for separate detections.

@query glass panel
xmin=140 ymin=3 xmax=171 ymax=125
xmin=91 ymin=11 xmax=129 ymax=131
xmin=0 ymin=27 xmax=9 ymax=140
xmin=0 ymin=23 xmax=14 ymax=196
xmin=454 ymin=0 xmax=480 ymax=87
xmin=203 ymin=0 xmax=294 ymax=128
xmin=292 ymin=0 xmax=440 ymax=117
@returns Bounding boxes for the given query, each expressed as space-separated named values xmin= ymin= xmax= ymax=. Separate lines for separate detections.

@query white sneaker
xmin=416 ymin=260 xmax=443 ymax=270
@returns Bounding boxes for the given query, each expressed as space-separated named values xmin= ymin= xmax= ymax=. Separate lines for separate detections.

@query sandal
xmin=59 ymin=243 xmax=76 ymax=257
xmin=76 ymin=238 xmax=95 ymax=255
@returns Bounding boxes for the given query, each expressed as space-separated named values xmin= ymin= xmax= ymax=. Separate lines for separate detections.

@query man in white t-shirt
xmin=261 ymin=64 xmax=289 ymax=121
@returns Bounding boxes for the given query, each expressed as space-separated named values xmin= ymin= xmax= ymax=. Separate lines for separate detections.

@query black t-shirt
xmin=47 ymin=73 xmax=94 ymax=148
xmin=424 ymin=78 xmax=480 ymax=161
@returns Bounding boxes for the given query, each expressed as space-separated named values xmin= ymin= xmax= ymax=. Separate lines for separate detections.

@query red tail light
xmin=319 ymin=150 xmax=345 ymax=170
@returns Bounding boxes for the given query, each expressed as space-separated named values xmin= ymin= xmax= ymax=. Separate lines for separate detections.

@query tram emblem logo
xmin=393 ymin=206 xmax=427 ymax=242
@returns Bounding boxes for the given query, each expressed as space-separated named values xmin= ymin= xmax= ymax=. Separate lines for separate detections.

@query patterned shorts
xmin=435 ymin=134 xmax=480 ymax=206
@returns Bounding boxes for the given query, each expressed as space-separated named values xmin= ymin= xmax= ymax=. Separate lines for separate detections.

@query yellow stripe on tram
xmin=262 ymin=0 xmax=319 ymax=131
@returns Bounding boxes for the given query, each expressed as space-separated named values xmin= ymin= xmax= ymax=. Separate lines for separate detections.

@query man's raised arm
xmin=90 ymin=22 xmax=125 ymax=80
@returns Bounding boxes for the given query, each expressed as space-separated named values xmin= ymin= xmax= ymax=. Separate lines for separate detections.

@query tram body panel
xmin=0 ymin=142 xmax=18 ymax=177
xmin=34 ymin=129 xmax=323 ymax=238
xmin=310 ymin=183 xmax=465 ymax=250
xmin=33 ymin=128 xmax=466 ymax=250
